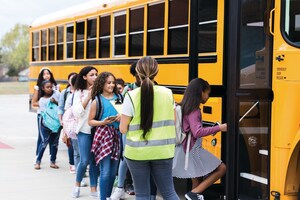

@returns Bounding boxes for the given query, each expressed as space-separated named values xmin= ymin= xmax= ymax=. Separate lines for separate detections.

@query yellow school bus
xmin=29 ymin=0 xmax=299 ymax=199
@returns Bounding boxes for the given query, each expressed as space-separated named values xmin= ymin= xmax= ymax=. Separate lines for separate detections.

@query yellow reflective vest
xmin=124 ymin=85 xmax=176 ymax=160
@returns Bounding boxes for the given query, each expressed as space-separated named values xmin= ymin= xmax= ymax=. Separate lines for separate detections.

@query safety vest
xmin=124 ymin=85 xmax=176 ymax=160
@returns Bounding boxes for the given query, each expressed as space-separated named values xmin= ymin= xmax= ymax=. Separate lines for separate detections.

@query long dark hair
xmin=91 ymin=72 xmax=118 ymax=99
xmin=36 ymin=68 xmax=57 ymax=88
xmin=136 ymin=56 xmax=159 ymax=139
xmin=74 ymin=66 xmax=97 ymax=91
xmin=180 ymin=78 xmax=210 ymax=116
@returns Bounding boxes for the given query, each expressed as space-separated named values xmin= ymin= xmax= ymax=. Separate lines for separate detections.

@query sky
xmin=0 ymin=0 xmax=88 ymax=40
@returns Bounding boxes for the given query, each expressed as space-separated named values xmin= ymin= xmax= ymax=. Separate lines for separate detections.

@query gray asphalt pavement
xmin=0 ymin=95 xmax=187 ymax=200
xmin=0 ymin=95 xmax=138 ymax=200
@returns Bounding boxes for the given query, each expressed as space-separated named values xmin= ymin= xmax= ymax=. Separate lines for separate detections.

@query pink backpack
xmin=62 ymin=94 xmax=78 ymax=139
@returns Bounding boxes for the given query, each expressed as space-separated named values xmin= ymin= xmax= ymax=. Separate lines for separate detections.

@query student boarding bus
xmin=29 ymin=0 xmax=300 ymax=199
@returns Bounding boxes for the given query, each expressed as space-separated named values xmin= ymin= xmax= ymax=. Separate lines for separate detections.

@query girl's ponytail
xmin=136 ymin=56 xmax=159 ymax=139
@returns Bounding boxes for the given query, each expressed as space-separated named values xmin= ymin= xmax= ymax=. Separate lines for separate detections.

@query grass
xmin=0 ymin=82 xmax=29 ymax=94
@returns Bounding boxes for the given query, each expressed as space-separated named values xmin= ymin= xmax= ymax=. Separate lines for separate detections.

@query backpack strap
xmin=184 ymin=133 xmax=191 ymax=170
xmin=94 ymin=94 xmax=103 ymax=121
xmin=70 ymin=93 xmax=75 ymax=106
xmin=116 ymin=93 xmax=124 ymax=104
xmin=63 ymin=88 xmax=70 ymax=105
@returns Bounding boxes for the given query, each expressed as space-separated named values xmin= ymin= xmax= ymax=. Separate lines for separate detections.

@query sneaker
xmin=80 ymin=180 xmax=88 ymax=187
xmin=70 ymin=165 xmax=76 ymax=174
xmin=90 ymin=191 xmax=99 ymax=198
xmin=125 ymin=184 xmax=135 ymax=195
xmin=72 ymin=186 xmax=80 ymax=198
xmin=111 ymin=187 xmax=125 ymax=200
xmin=185 ymin=191 xmax=205 ymax=200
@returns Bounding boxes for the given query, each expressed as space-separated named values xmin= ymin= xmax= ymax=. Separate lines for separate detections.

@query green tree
xmin=0 ymin=24 xmax=29 ymax=76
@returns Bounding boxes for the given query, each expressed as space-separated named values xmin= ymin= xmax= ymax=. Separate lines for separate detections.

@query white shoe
xmin=80 ymin=180 xmax=88 ymax=187
xmin=111 ymin=187 xmax=125 ymax=200
xmin=90 ymin=191 xmax=99 ymax=198
xmin=72 ymin=186 xmax=80 ymax=198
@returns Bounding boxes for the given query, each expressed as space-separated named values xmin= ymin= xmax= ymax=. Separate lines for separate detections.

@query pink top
xmin=182 ymin=109 xmax=220 ymax=151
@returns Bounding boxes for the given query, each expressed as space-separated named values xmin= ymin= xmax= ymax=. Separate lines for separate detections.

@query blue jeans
xmin=117 ymin=134 xmax=128 ymax=188
xmin=117 ymin=158 xmax=128 ymax=187
xmin=99 ymin=154 xmax=119 ymax=200
xmin=76 ymin=132 xmax=98 ymax=187
xmin=118 ymin=134 xmax=156 ymax=196
xmin=36 ymin=121 xmax=60 ymax=164
xmin=68 ymin=142 xmax=74 ymax=165
xmin=36 ymin=114 xmax=42 ymax=155
xmin=71 ymin=138 xmax=80 ymax=168
xmin=125 ymin=158 xmax=179 ymax=200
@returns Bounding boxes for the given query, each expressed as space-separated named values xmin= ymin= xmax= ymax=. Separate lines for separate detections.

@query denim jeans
xmin=76 ymin=132 xmax=98 ymax=187
xmin=36 ymin=121 xmax=60 ymax=164
xmin=117 ymin=134 xmax=128 ymax=188
xmin=68 ymin=142 xmax=74 ymax=165
xmin=36 ymin=114 xmax=42 ymax=155
xmin=125 ymin=158 xmax=179 ymax=200
xmin=99 ymin=154 xmax=119 ymax=200
xmin=71 ymin=138 xmax=80 ymax=168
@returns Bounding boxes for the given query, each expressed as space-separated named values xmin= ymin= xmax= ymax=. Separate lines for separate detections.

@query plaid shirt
xmin=91 ymin=125 xmax=120 ymax=165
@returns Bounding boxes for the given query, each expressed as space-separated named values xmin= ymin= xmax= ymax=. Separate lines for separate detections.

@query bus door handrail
xmin=239 ymin=101 xmax=260 ymax=123
xmin=269 ymin=8 xmax=275 ymax=36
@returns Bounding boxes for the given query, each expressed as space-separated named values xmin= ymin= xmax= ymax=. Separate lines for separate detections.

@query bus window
xmin=198 ymin=0 xmax=217 ymax=53
xmin=41 ymin=29 xmax=47 ymax=61
xmin=57 ymin=26 xmax=64 ymax=60
xmin=239 ymin=0 xmax=271 ymax=89
xmin=168 ymin=0 xmax=188 ymax=54
xmin=87 ymin=18 xmax=97 ymax=59
xmin=129 ymin=7 xmax=144 ymax=57
xmin=32 ymin=31 xmax=39 ymax=61
xmin=76 ymin=21 xmax=85 ymax=59
xmin=66 ymin=24 xmax=74 ymax=59
xmin=283 ymin=0 xmax=300 ymax=46
xmin=99 ymin=15 xmax=111 ymax=58
xmin=48 ymin=28 xmax=55 ymax=61
xmin=147 ymin=2 xmax=165 ymax=55
xmin=114 ymin=11 xmax=126 ymax=57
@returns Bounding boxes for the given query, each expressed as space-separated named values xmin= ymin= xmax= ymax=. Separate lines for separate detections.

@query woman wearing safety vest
xmin=120 ymin=56 xmax=179 ymax=200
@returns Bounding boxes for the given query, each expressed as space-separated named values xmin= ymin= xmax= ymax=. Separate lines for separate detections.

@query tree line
xmin=0 ymin=24 xmax=29 ymax=76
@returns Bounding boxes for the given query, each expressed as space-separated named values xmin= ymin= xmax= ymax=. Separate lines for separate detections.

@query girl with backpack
xmin=88 ymin=72 xmax=123 ymax=200
xmin=32 ymin=67 xmax=59 ymax=157
xmin=34 ymin=80 xmax=60 ymax=170
xmin=172 ymin=78 xmax=227 ymax=200
xmin=58 ymin=72 xmax=77 ymax=174
xmin=71 ymin=66 xmax=99 ymax=198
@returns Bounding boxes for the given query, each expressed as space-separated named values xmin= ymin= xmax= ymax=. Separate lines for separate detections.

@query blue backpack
xmin=41 ymin=101 xmax=61 ymax=132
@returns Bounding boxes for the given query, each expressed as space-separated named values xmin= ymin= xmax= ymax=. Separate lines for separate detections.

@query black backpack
xmin=91 ymin=93 xmax=124 ymax=137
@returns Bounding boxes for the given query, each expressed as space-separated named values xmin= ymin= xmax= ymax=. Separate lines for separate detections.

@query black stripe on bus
xmin=30 ymin=56 xmax=217 ymax=66
xmin=155 ymin=85 xmax=226 ymax=97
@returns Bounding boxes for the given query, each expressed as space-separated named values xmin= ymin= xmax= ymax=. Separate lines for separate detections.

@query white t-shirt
xmin=122 ymin=95 xmax=134 ymax=117
xmin=37 ymin=90 xmax=60 ymax=114
xmin=72 ymin=90 xmax=92 ymax=134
